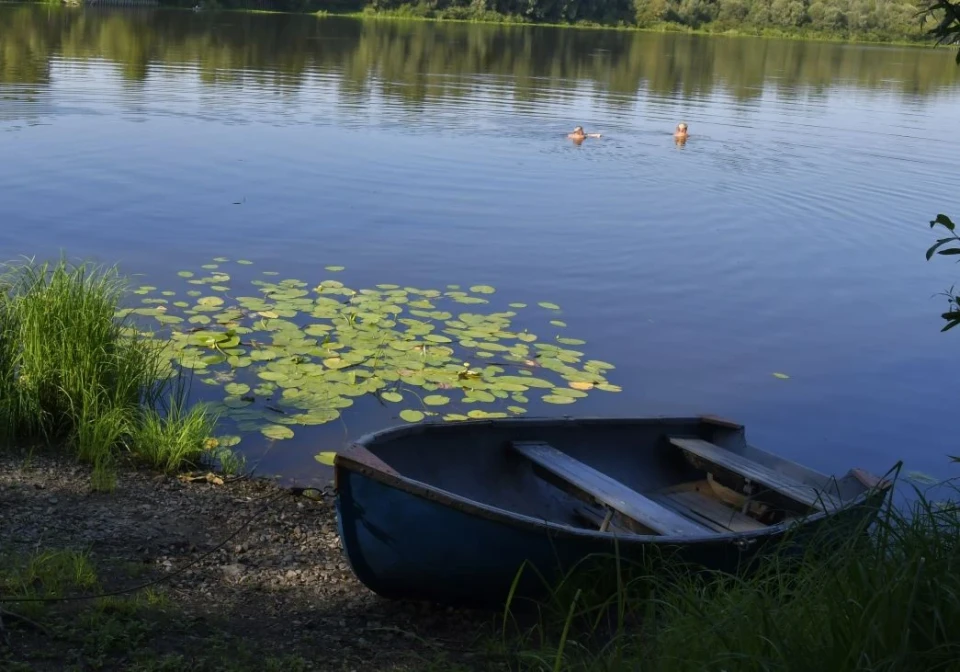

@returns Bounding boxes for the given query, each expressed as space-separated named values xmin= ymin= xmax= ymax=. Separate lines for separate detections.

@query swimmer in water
xmin=568 ymin=126 xmax=602 ymax=143
xmin=674 ymin=122 xmax=689 ymax=140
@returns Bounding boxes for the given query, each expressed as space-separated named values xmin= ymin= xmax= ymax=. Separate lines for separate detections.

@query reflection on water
xmin=1 ymin=4 xmax=960 ymax=486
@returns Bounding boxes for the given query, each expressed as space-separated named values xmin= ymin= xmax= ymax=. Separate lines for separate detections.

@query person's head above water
xmin=568 ymin=125 xmax=601 ymax=141
xmin=675 ymin=122 xmax=689 ymax=136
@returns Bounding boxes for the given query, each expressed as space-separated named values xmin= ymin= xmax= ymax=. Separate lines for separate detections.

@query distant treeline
xmin=4 ymin=4 xmax=958 ymax=98
xmin=146 ymin=0 xmax=941 ymax=42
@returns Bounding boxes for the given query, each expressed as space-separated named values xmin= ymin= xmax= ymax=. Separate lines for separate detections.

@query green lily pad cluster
xmin=119 ymin=260 xmax=621 ymax=454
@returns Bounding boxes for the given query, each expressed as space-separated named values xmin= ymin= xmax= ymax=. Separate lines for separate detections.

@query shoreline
xmin=0 ymin=452 xmax=488 ymax=670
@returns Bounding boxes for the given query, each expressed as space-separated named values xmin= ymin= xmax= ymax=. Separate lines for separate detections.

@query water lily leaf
xmin=225 ymin=382 xmax=251 ymax=396
xmin=539 ymin=302 xmax=561 ymax=310
xmin=262 ymin=424 xmax=294 ymax=440
xmin=217 ymin=435 xmax=242 ymax=447
xmin=382 ymin=391 xmax=403 ymax=403
xmin=542 ymin=395 xmax=577 ymax=404
xmin=557 ymin=337 xmax=586 ymax=346
xmin=509 ymin=303 xmax=527 ymax=308
xmin=773 ymin=372 xmax=790 ymax=379
xmin=325 ymin=266 xmax=345 ymax=272
xmin=177 ymin=271 xmax=194 ymax=278
xmin=400 ymin=409 xmax=425 ymax=423
xmin=423 ymin=395 xmax=450 ymax=406
xmin=470 ymin=285 xmax=495 ymax=294
xmin=315 ymin=451 xmax=337 ymax=466
xmin=443 ymin=414 xmax=469 ymax=421
xmin=508 ymin=406 xmax=527 ymax=414
xmin=258 ymin=311 xmax=279 ymax=319
xmin=237 ymin=259 xmax=254 ymax=265
xmin=198 ymin=296 xmax=224 ymax=307
xmin=495 ymin=376 xmax=554 ymax=389
xmin=425 ymin=334 xmax=452 ymax=343
xmin=569 ymin=381 xmax=594 ymax=391
xmin=466 ymin=390 xmax=495 ymax=403
xmin=550 ymin=320 xmax=567 ymax=327
xmin=224 ymin=396 xmax=253 ymax=408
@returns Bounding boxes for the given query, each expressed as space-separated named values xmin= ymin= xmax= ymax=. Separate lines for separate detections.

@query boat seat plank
xmin=511 ymin=441 xmax=709 ymax=537
xmin=656 ymin=490 xmax=766 ymax=533
xmin=669 ymin=437 xmax=839 ymax=511
xmin=574 ymin=505 xmax=635 ymax=535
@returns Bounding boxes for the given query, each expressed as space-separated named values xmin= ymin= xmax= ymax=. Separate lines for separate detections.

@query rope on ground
xmin=0 ymin=485 xmax=326 ymax=605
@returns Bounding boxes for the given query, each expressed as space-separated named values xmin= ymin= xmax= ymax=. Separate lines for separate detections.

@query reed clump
xmin=503 ymin=483 xmax=960 ymax=672
xmin=0 ymin=258 xmax=227 ymax=476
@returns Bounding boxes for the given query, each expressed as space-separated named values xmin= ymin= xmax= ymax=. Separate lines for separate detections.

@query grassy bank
xmin=497 ymin=482 xmax=960 ymax=671
xmin=0 ymin=259 xmax=235 ymax=481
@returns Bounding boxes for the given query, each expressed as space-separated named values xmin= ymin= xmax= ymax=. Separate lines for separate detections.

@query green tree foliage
xmin=29 ymin=0 xmax=952 ymax=40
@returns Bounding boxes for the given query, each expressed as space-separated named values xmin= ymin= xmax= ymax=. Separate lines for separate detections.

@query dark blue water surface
xmin=2 ymin=5 xmax=959 ymax=486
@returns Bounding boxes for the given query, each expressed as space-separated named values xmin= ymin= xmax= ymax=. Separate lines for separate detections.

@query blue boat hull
xmin=336 ymin=469 xmax=878 ymax=606
xmin=334 ymin=417 xmax=890 ymax=606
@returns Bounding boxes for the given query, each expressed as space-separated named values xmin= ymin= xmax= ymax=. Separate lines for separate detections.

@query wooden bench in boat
xmin=668 ymin=437 xmax=840 ymax=512
xmin=652 ymin=489 xmax=766 ymax=533
xmin=510 ymin=441 xmax=710 ymax=537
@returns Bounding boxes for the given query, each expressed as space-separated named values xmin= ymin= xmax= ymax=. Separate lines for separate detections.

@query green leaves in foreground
xmin=120 ymin=259 xmax=621 ymax=455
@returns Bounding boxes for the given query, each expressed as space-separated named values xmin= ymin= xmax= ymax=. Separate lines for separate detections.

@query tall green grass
xmin=0 ymin=258 xmax=225 ymax=473
xmin=503 ymin=485 xmax=960 ymax=672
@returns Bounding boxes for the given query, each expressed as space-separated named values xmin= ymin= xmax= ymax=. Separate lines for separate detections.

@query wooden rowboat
xmin=334 ymin=416 xmax=891 ymax=606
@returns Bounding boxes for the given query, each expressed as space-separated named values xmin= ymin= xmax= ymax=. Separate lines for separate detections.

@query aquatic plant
xmin=0 ymin=259 xmax=222 ymax=472
xmin=122 ymin=259 xmax=622 ymax=458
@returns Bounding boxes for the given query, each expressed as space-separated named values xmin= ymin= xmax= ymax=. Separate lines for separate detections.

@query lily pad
xmin=262 ymin=424 xmax=295 ymax=440
xmin=542 ymin=395 xmax=577 ymax=404
xmin=470 ymin=285 xmax=495 ymax=294
xmin=325 ymin=266 xmax=345 ymax=272
xmin=773 ymin=372 xmax=790 ymax=379
xmin=315 ymin=451 xmax=337 ymax=466
xmin=400 ymin=409 xmax=425 ymax=423
xmin=423 ymin=395 xmax=450 ymax=406
xmin=225 ymin=382 xmax=251 ymax=396
xmin=382 ymin=392 xmax=404 ymax=403
xmin=539 ymin=302 xmax=561 ymax=310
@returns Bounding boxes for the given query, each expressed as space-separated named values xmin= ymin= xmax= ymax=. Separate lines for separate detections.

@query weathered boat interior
xmin=360 ymin=416 xmax=881 ymax=538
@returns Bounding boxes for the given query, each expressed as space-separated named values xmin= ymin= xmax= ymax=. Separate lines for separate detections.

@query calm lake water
xmin=2 ymin=4 xmax=960 ymax=487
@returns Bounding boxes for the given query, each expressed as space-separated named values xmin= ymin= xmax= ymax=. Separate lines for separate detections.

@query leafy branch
xmin=926 ymin=214 xmax=960 ymax=331
xmin=922 ymin=0 xmax=960 ymax=62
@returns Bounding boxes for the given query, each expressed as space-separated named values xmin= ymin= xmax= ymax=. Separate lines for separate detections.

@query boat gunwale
xmin=334 ymin=416 xmax=887 ymax=544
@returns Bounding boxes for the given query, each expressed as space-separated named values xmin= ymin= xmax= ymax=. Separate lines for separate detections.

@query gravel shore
xmin=0 ymin=453 xmax=495 ymax=671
